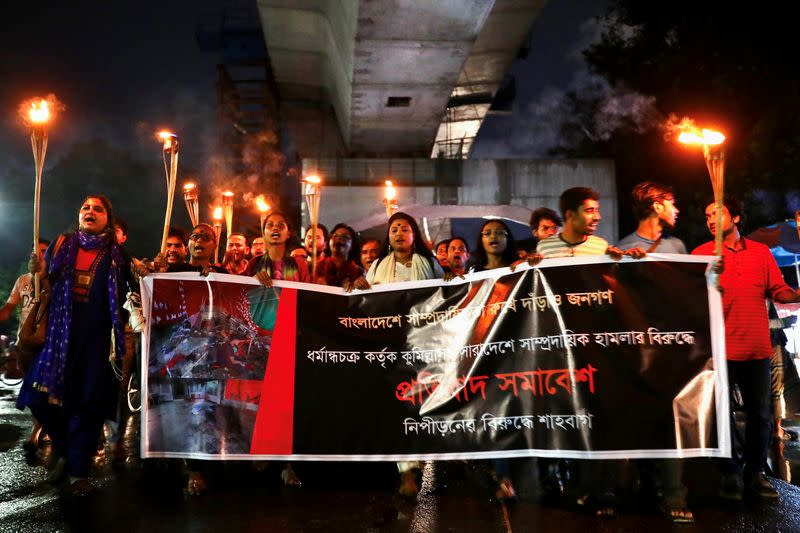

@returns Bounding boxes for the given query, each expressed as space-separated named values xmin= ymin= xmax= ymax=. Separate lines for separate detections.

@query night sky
xmin=0 ymin=1 xmax=221 ymax=266
xmin=0 ymin=1 xmax=219 ymax=165
xmin=0 ymin=0 xmax=606 ymax=268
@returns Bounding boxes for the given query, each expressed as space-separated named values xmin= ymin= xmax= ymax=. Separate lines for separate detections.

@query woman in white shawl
xmin=346 ymin=211 xmax=443 ymax=290
xmin=344 ymin=212 xmax=443 ymax=498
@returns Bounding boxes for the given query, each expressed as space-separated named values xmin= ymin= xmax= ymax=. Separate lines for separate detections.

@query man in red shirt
xmin=692 ymin=197 xmax=800 ymax=500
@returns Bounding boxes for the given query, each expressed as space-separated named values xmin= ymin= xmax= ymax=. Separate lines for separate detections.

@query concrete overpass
xmin=252 ymin=1 xmax=618 ymax=243
xmin=256 ymin=0 xmax=547 ymax=158
xmin=303 ymin=158 xmax=619 ymax=245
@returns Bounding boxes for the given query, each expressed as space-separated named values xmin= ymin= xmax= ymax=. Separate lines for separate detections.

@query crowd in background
xmin=2 ymin=182 xmax=800 ymax=525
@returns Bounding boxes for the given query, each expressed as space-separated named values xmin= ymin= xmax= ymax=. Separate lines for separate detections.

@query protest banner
xmin=140 ymin=255 xmax=729 ymax=461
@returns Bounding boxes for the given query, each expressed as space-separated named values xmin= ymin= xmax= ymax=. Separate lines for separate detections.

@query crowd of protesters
xmin=2 ymin=183 xmax=800 ymax=526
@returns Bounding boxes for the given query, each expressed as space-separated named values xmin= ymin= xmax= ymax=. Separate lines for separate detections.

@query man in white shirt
xmin=0 ymin=240 xmax=49 ymax=338
xmin=0 ymin=239 xmax=49 ymax=455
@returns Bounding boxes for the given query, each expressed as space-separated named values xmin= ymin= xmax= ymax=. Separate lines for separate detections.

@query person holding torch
xmin=692 ymin=196 xmax=800 ymax=501
xmin=21 ymin=95 xmax=63 ymax=301
xmin=17 ymin=195 xmax=133 ymax=497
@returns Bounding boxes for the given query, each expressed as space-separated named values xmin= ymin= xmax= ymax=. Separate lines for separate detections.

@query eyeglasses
xmin=189 ymin=233 xmax=213 ymax=242
xmin=481 ymin=230 xmax=508 ymax=238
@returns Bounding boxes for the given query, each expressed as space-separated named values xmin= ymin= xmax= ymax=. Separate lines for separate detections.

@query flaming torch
xmin=21 ymin=95 xmax=62 ymax=300
xmin=222 ymin=191 xmax=235 ymax=250
xmin=383 ymin=180 xmax=398 ymax=218
xmin=212 ymin=207 xmax=223 ymax=264
xmin=255 ymin=195 xmax=270 ymax=244
xmin=302 ymin=175 xmax=322 ymax=277
xmin=158 ymin=131 xmax=180 ymax=253
xmin=678 ymin=126 xmax=726 ymax=255
xmin=182 ymin=182 xmax=199 ymax=227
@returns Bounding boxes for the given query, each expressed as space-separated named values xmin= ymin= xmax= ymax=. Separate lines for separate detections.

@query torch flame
xmin=304 ymin=175 xmax=321 ymax=185
xmin=29 ymin=100 xmax=50 ymax=124
xmin=678 ymin=129 xmax=725 ymax=146
xmin=19 ymin=94 xmax=63 ymax=127
xmin=212 ymin=207 xmax=223 ymax=221
xmin=158 ymin=130 xmax=177 ymax=150
xmin=255 ymin=195 xmax=270 ymax=213
xmin=182 ymin=182 xmax=198 ymax=201
xmin=384 ymin=180 xmax=397 ymax=201
xmin=222 ymin=191 xmax=234 ymax=205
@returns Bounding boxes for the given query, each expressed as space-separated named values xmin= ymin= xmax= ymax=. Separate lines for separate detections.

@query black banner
xmin=142 ymin=255 xmax=729 ymax=460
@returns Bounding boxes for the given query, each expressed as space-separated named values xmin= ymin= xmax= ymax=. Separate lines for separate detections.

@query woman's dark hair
xmin=260 ymin=212 xmax=296 ymax=256
xmin=375 ymin=211 xmax=435 ymax=264
xmin=254 ymin=212 xmax=301 ymax=274
xmin=472 ymin=219 xmax=518 ymax=269
xmin=329 ymin=222 xmax=360 ymax=262
xmin=80 ymin=194 xmax=117 ymax=237
xmin=264 ymin=211 xmax=292 ymax=233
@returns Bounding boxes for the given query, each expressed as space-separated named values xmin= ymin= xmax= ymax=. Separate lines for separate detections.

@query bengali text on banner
xmin=140 ymin=254 xmax=730 ymax=461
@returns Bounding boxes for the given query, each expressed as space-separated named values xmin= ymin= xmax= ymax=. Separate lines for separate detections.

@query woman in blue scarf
xmin=18 ymin=195 xmax=131 ymax=496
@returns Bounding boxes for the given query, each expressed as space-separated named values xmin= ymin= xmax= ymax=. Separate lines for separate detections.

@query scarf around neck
xmin=367 ymin=252 xmax=441 ymax=284
xmin=32 ymin=229 xmax=126 ymax=403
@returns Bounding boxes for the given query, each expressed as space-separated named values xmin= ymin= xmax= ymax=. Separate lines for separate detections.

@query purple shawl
xmin=31 ymin=230 xmax=126 ymax=403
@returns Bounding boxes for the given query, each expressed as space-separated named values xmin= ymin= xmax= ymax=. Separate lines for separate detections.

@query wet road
xmin=3 ymin=381 xmax=800 ymax=533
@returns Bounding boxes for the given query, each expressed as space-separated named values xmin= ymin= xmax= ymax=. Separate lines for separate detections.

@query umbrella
xmin=748 ymin=220 xmax=800 ymax=287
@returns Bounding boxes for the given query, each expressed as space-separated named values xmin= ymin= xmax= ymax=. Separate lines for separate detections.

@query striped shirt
xmin=536 ymin=234 xmax=609 ymax=258
xmin=692 ymin=238 xmax=793 ymax=361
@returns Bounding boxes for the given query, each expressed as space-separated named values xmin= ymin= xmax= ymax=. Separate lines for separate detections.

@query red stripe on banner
xmin=250 ymin=288 xmax=297 ymax=454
